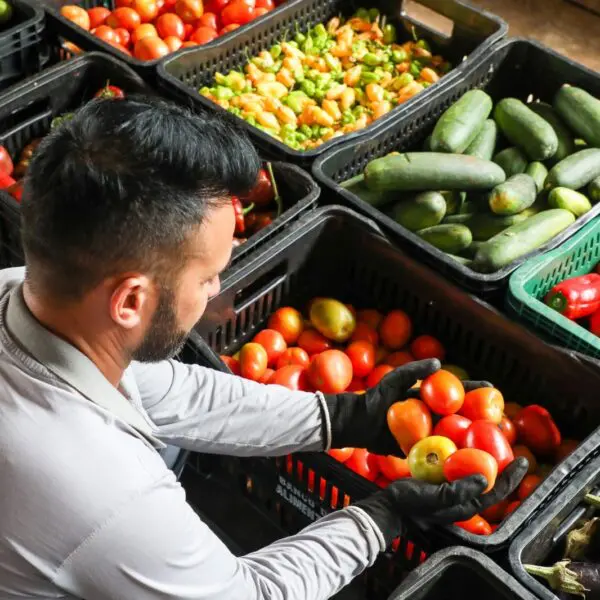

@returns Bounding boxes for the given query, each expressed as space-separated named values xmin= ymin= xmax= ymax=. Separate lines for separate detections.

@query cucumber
xmin=417 ymin=224 xmax=473 ymax=254
xmin=464 ymin=119 xmax=498 ymax=160
xmin=488 ymin=174 xmax=537 ymax=216
xmin=525 ymin=162 xmax=549 ymax=193
xmin=494 ymin=98 xmax=559 ymax=161
xmin=548 ymin=187 xmax=592 ymax=217
xmin=473 ymin=209 xmax=576 ymax=272
xmin=493 ymin=147 xmax=528 ymax=177
xmin=341 ymin=174 xmax=396 ymax=207
xmin=529 ymin=102 xmax=575 ymax=163
xmin=461 ymin=241 xmax=485 ymax=259
xmin=554 ymin=85 xmax=600 ymax=147
xmin=392 ymin=192 xmax=447 ymax=231
xmin=364 ymin=152 xmax=506 ymax=192
xmin=430 ymin=90 xmax=493 ymax=154
xmin=589 ymin=176 xmax=600 ymax=203
xmin=545 ymin=149 xmax=600 ymax=191
xmin=423 ymin=135 xmax=432 ymax=151
xmin=440 ymin=190 xmax=466 ymax=215
xmin=448 ymin=254 xmax=473 ymax=267
xmin=445 ymin=211 xmax=534 ymax=241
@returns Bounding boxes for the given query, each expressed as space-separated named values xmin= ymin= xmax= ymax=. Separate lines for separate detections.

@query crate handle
xmin=400 ymin=0 xmax=454 ymax=40
xmin=0 ymin=98 xmax=53 ymax=145
xmin=233 ymin=262 xmax=288 ymax=315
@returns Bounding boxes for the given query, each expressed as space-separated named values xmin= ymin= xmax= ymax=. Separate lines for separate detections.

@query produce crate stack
xmin=313 ymin=38 xmax=600 ymax=300
xmin=158 ymin=0 xmax=507 ymax=168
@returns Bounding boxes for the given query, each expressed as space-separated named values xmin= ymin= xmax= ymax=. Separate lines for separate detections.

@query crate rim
xmin=0 ymin=0 xmax=44 ymax=44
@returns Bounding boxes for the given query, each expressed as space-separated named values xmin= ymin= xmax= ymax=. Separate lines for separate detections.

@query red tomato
xmin=387 ymin=399 xmax=432 ymax=455
xmin=164 ymin=35 xmax=183 ymax=51
xmin=498 ymin=416 xmax=517 ymax=445
xmin=455 ymin=514 xmax=492 ymax=536
xmin=238 ymin=342 xmax=268 ymax=381
xmin=504 ymin=402 xmax=523 ymax=419
xmin=252 ymin=6 xmax=268 ymax=17
xmin=268 ymin=307 xmax=304 ymax=345
xmin=253 ymin=328 xmax=287 ymax=366
xmin=132 ymin=23 xmax=158 ymax=44
xmin=308 ymin=350 xmax=353 ymax=394
xmin=61 ymin=5 xmax=91 ymax=29
xmin=377 ymin=455 xmax=411 ymax=480
xmin=95 ymin=84 xmax=126 ymax=100
xmin=155 ymin=12 xmax=185 ymax=38
xmin=93 ymin=24 xmax=120 ymax=44
xmin=87 ymin=6 xmax=111 ymax=28
xmin=345 ymin=448 xmax=379 ymax=481
xmin=420 ymin=370 xmax=465 ymax=416
xmin=256 ymin=0 xmax=274 ymax=7
xmin=276 ymin=347 xmax=309 ymax=370
xmin=221 ymin=0 xmax=255 ymax=25
xmin=432 ymin=414 xmax=472 ymax=448
xmin=460 ymin=388 xmax=504 ymax=424
xmin=555 ymin=439 xmax=579 ymax=462
xmin=350 ymin=322 xmax=379 ymax=346
xmin=133 ymin=0 xmax=159 ymax=21
xmin=328 ymin=447 xmax=354 ymax=463
xmin=514 ymin=405 xmax=561 ymax=457
xmin=181 ymin=40 xmax=199 ymax=47
xmin=219 ymin=23 xmax=239 ymax=34
xmin=379 ymin=310 xmax=412 ymax=350
xmin=107 ymin=7 xmax=142 ymax=30
xmin=375 ymin=475 xmax=391 ymax=488
xmin=464 ymin=420 xmax=514 ymax=474
xmin=107 ymin=40 xmax=133 ymax=55
xmin=345 ymin=340 xmax=375 ymax=378
xmin=114 ymin=27 xmax=131 ymax=46
xmin=386 ymin=351 xmax=414 ymax=368
xmin=410 ymin=335 xmax=446 ymax=361
xmin=512 ymin=445 xmax=537 ymax=475
xmin=269 ymin=365 xmax=309 ymax=391
xmin=257 ymin=367 xmax=274 ymax=384
xmin=0 ymin=146 xmax=14 ymax=176
xmin=116 ymin=0 xmax=135 ymax=6
xmin=346 ymin=377 xmax=365 ymax=392
xmin=518 ymin=474 xmax=541 ymax=501
xmin=443 ymin=448 xmax=498 ymax=493
xmin=504 ymin=500 xmax=521 ymax=517
xmin=198 ymin=11 xmax=219 ymax=29
xmin=297 ymin=329 xmax=332 ymax=355
xmin=190 ymin=25 xmax=219 ymax=44
xmin=481 ymin=499 xmax=510 ymax=523
xmin=357 ymin=309 xmax=382 ymax=330
xmin=175 ymin=0 xmax=204 ymax=23
xmin=205 ymin=0 xmax=230 ymax=11
xmin=366 ymin=364 xmax=394 ymax=388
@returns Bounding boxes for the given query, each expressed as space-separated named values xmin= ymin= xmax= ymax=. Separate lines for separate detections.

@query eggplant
xmin=565 ymin=518 xmax=600 ymax=561
xmin=525 ymin=560 xmax=600 ymax=598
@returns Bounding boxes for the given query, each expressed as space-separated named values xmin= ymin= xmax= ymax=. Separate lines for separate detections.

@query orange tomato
xmin=135 ymin=35 xmax=170 ymax=59
xmin=253 ymin=6 xmax=268 ymax=17
xmin=518 ymin=474 xmax=541 ymax=501
xmin=93 ymin=25 xmax=119 ymax=44
xmin=455 ymin=514 xmax=492 ymax=536
xmin=190 ymin=25 xmax=219 ymax=44
xmin=87 ymin=6 xmax=111 ymax=28
xmin=420 ymin=370 xmax=465 ymax=416
xmin=155 ymin=12 xmax=186 ymax=38
xmin=107 ymin=40 xmax=133 ymax=55
xmin=308 ymin=349 xmax=353 ymax=394
xmin=345 ymin=448 xmax=379 ymax=481
xmin=498 ymin=416 xmax=517 ymax=446
xmin=276 ymin=347 xmax=310 ymax=370
xmin=328 ymin=447 xmax=354 ymax=463
xmin=181 ymin=40 xmax=199 ymax=47
xmin=61 ymin=5 xmax=91 ymax=30
xmin=504 ymin=402 xmax=523 ymax=420
xmin=345 ymin=340 xmax=375 ymax=378
xmin=239 ymin=342 xmax=268 ymax=381
xmin=357 ymin=308 xmax=382 ymax=330
xmin=198 ymin=11 xmax=219 ymax=29
xmin=164 ymin=35 xmax=183 ymax=51
xmin=220 ymin=355 xmax=240 ymax=375
xmin=460 ymin=388 xmax=504 ymax=424
xmin=386 ymin=399 xmax=432 ymax=455
xmin=481 ymin=499 xmax=510 ymax=523
xmin=386 ymin=351 xmax=414 ymax=368
xmin=107 ymin=7 xmax=142 ymax=30
xmin=220 ymin=23 xmax=240 ymax=34
xmin=366 ymin=364 xmax=394 ymax=388
xmin=379 ymin=310 xmax=412 ymax=350
xmin=253 ymin=328 xmax=287 ymax=366
xmin=350 ymin=322 xmax=379 ymax=346
xmin=268 ymin=307 xmax=304 ymax=345
xmin=297 ymin=329 xmax=332 ymax=355
xmin=133 ymin=0 xmax=159 ymax=21
xmin=555 ymin=439 xmax=579 ymax=462
xmin=512 ymin=445 xmax=537 ymax=475
xmin=175 ymin=0 xmax=204 ymax=23
xmin=443 ymin=448 xmax=498 ymax=493
xmin=114 ymin=27 xmax=131 ymax=46
xmin=410 ymin=335 xmax=446 ymax=361
xmin=377 ymin=455 xmax=411 ymax=480
xmin=257 ymin=367 xmax=275 ymax=384
xmin=132 ymin=23 xmax=158 ymax=44
xmin=268 ymin=365 xmax=309 ymax=391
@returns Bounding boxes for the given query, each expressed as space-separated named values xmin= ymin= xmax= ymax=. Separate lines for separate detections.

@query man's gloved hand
xmin=354 ymin=457 xmax=529 ymax=545
xmin=325 ymin=359 xmax=491 ymax=456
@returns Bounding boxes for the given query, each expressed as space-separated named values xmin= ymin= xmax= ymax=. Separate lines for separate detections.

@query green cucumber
xmin=525 ymin=162 xmax=549 ymax=193
xmin=554 ymin=85 xmax=600 ymax=147
xmin=548 ymin=187 xmax=592 ymax=217
xmin=488 ymin=174 xmax=537 ymax=216
xmin=473 ymin=209 xmax=576 ymax=272
xmin=464 ymin=119 xmax=498 ymax=161
xmin=461 ymin=241 xmax=485 ymax=259
xmin=440 ymin=190 xmax=466 ymax=215
xmin=493 ymin=147 xmax=528 ymax=177
xmin=494 ymin=98 xmax=559 ymax=161
xmin=589 ymin=176 xmax=600 ymax=203
xmin=529 ymin=102 xmax=575 ymax=163
xmin=341 ymin=174 xmax=396 ymax=207
xmin=430 ymin=90 xmax=493 ymax=154
xmin=545 ymin=148 xmax=600 ymax=191
xmin=447 ymin=254 xmax=473 ymax=267
xmin=392 ymin=191 xmax=447 ymax=231
xmin=445 ymin=211 xmax=534 ymax=241
xmin=417 ymin=224 xmax=473 ymax=254
xmin=364 ymin=152 xmax=506 ymax=192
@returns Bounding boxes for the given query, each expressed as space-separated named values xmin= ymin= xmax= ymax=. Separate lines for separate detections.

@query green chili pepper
xmin=315 ymin=72 xmax=331 ymax=86
xmin=394 ymin=72 xmax=414 ymax=89
xmin=421 ymin=81 xmax=432 ymax=88
xmin=281 ymin=123 xmax=297 ymax=136
xmin=353 ymin=105 xmax=365 ymax=117
xmin=300 ymin=124 xmax=312 ymax=137
xmin=263 ymin=61 xmax=281 ymax=73
xmin=301 ymin=80 xmax=316 ymax=96
xmin=314 ymin=89 xmax=326 ymax=101
xmin=416 ymin=39 xmax=430 ymax=51
xmin=320 ymin=127 xmax=333 ymax=138
xmin=324 ymin=53 xmax=340 ymax=71
xmin=383 ymin=24 xmax=397 ymax=44
xmin=368 ymin=7 xmax=380 ymax=20
xmin=362 ymin=52 xmax=382 ymax=67
xmin=302 ymin=36 xmax=314 ymax=53
xmin=285 ymin=95 xmax=306 ymax=114
xmin=311 ymin=124 xmax=321 ymax=138
xmin=214 ymin=86 xmax=234 ymax=100
xmin=360 ymin=71 xmax=381 ymax=85
xmin=270 ymin=44 xmax=282 ymax=58
xmin=354 ymin=8 xmax=370 ymax=21
xmin=295 ymin=32 xmax=306 ymax=44
xmin=199 ymin=86 xmax=211 ymax=95
xmin=307 ymin=69 xmax=321 ymax=80
xmin=410 ymin=62 xmax=422 ymax=78
xmin=229 ymin=107 xmax=242 ymax=116
xmin=295 ymin=132 xmax=308 ymax=143
xmin=392 ymin=49 xmax=408 ymax=63
xmin=214 ymin=72 xmax=227 ymax=85
xmin=382 ymin=62 xmax=394 ymax=73
xmin=354 ymin=88 xmax=366 ymax=103
xmin=245 ymin=115 xmax=257 ymax=126
xmin=312 ymin=23 xmax=327 ymax=38
xmin=288 ymin=40 xmax=299 ymax=48
xmin=341 ymin=110 xmax=355 ymax=125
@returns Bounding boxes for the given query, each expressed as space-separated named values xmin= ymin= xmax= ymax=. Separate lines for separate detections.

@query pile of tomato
xmin=224 ymin=296 xmax=580 ymax=536
xmin=59 ymin=0 xmax=284 ymax=61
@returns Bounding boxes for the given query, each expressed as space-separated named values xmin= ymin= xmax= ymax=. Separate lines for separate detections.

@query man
xmin=0 ymin=96 xmax=527 ymax=599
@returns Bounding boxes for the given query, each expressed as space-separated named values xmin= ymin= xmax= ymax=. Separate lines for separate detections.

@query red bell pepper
xmin=545 ymin=273 xmax=600 ymax=319
xmin=232 ymin=196 xmax=254 ymax=236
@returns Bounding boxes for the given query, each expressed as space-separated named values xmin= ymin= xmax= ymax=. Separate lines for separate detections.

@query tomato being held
xmin=460 ymin=387 xmax=504 ymax=424
xmin=253 ymin=328 xmax=287 ymax=366
xmin=87 ymin=6 xmax=111 ymax=28
xmin=268 ymin=307 xmax=304 ymax=345
xmin=328 ymin=447 xmax=354 ymax=463
xmin=512 ymin=445 xmax=537 ymax=475
xmin=420 ymin=370 xmax=465 ymax=416
xmin=504 ymin=402 xmax=523 ymax=420
xmin=464 ymin=420 xmax=514 ymax=473
xmin=411 ymin=335 xmax=446 ymax=361
xmin=257 ymin=367 xmax=275 ymax=384
xmin=408 ymin=435 xmax=457 ymax=484
xmin=345 ymin=448 xmax=379 ymax=482
xmin=239 ymin=342 xmax=268 ymax=381
xmin=268 ymin=365 xmax=309 ymax=391
xmin=61 ymin=5 xmax=91 ymax=29
xmin=387 ymin=399 xmax=432 ymax=455
xmin=386 ymin=351 xmax=414 ymax=368
xmin=350 ymin=322 xmax=379 ymax=346
xmin=345 ymin=340 xmax=375 ymax=378
xmin=379 ymin=310 xmax=412 ymax=350
xmin=513 ymin=405 xmax=561 ymax=457
xmin=443 ymin=448 xmax=498 ymax=493
xmin=308 ymin=349 xmax=353 ymax=394
xmin=481 ymin=499 xmax=510 ymax=523
xmin=297 ymin=329 xmax=332 ymax=355
xmin=190 ymin=25 xmax=219 ymax=44
xmin=155 ymin=12 xmax=185 ymax=39
xmin=276 ymin=347 xmax=309 ymax=370
xmin=433 ymin=414 xmax=472 ymax=448
xmin=455 ymin=514 xmax=492 ymax=536
xmin=0 ymin=146 xmax=14 ymax=176
xmin=498 ymin=416 xmax=517 ymax=445
xmin=175 ymin=0 xmax=204 ymax=22
xmin=377 ymin=455 xmax=411 ymax=481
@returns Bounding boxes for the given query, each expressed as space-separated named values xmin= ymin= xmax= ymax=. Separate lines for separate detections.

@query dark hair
xmin=21 ymin=95 xmax=260 ymax=300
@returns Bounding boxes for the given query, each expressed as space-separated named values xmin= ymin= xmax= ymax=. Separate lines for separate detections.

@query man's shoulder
xmin=0 ymin=267 xmax=25 ymax=296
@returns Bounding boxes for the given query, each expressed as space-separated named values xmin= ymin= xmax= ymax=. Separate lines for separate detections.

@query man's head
xmin=21 ymin=96 xmax=260 ymax=363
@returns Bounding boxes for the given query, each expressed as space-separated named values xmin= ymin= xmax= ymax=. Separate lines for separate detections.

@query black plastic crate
xmin=157 ymin=0 xmax=507 ymax=168
xmin=312 ymin=38 xmax=600 ymax=300
xmin=509 ymin=452 xmax=600 ymax=600
xmin=0 ymin=53 xmax=320 ymax=270
xmin=0 ymin=0 xmax=46 ymax=89
xmin=180 ymin=205 xmax=600 ymax=567
xmin=388 ymin=546 xmax=539 ymax=600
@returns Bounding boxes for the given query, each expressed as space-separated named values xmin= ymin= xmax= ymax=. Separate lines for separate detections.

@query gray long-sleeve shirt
xmin=0 ymin=268 xmax=385 ymax=599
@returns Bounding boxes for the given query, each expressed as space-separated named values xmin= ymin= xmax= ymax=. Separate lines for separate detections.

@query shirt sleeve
xmin=131 ymin=360 xmax=331 ymax=456
xmin=53 ymin=474 xmax=384 ymax=600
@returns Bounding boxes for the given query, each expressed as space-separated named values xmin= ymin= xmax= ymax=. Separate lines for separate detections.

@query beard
xmin=131 ymin=284 xmax=189 ymax=363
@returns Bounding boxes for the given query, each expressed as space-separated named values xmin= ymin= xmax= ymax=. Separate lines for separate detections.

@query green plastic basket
xmin=507 ymin=217 xmax=600 ymax=358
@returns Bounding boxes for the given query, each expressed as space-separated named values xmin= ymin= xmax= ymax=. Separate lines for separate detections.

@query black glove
xmin=355 ymin=457 xmax=529 ymax=545
xmin=325 ymin=359 xmax=491 ymax=456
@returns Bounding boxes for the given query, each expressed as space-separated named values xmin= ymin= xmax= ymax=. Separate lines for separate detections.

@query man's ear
xmin=109 ymin=275 xmax=154 ymax=330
